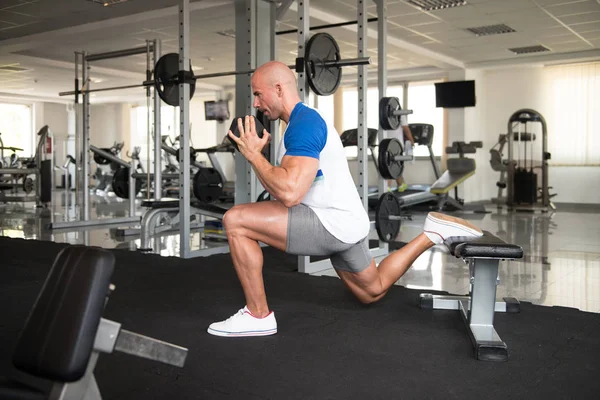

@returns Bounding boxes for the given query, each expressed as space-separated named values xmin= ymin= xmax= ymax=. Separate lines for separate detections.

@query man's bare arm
xmin=247 ymin=153 xmax=319 ymax=208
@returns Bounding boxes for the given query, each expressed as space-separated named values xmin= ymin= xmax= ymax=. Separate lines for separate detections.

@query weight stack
xmin=40 ymin=160 xmax=52 ymax=203
xmin=513 ymin=168 xmax=537 ymax=204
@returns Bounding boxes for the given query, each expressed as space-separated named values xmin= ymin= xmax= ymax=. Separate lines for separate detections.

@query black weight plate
xmin=378 ymin=138 xmax=405 ymax=180
xmin=154 ymin=53 xmax=196 ymax=107
xmin=226 ymin=116 xmax=266 ymax=152
xmin=193 ymin=167 xmax=223 ymax=203
xmin=379 ymin=96 xmax=402 ymax=131
xmin=112 ymin=167 xmax=142 ymax=199
xmin=256 ymin=189 xmax=271 ymax=202
xmin=93 ymin=148 xmax=112 ymax=165
xmin=305 ymin=32 xmax=342 ymax=96
xmin=375 ymin=192 xmax=402 ymax=242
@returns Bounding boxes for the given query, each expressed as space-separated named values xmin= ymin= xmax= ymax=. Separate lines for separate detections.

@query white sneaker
xmin=423 ymin=212 xmax=483 ymax=245
xmin=207 ymin=306 xmax=277 ymax=337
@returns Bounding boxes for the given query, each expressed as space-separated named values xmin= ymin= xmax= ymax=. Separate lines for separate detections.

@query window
xmin=0 ymin=103 xmax=33 ymax=157
xmin=316 ymin=95 xmax=334 ymax=127
xmin=341 ymin=86 xmax=404 ymax=158
xmin=406 ymin=81 xmax=444 ymax=157
xmin=342 ymin=86 xmax=404 ymax=132
xmin=131 ymin=106 xmax=179 ymax=167
xmin=542 ymin=62 xmax=600 ymax=166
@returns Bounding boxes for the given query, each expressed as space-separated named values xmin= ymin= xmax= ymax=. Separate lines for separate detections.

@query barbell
xmin=59 ymin=33 xmax=371 ymax=103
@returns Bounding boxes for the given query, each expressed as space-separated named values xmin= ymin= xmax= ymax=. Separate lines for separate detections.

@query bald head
xmin=253 ymin=61 xmax=297 ymax=89
xmin=251 ymin=61 xmax=301 ymax=123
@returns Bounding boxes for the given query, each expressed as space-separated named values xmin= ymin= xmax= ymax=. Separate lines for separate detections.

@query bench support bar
xmin=420 ymin=258 xmax=520 ymax=362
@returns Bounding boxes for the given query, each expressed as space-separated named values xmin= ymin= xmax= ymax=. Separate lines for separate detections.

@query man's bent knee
xmin=352 ymin=285 xmax=388 ymax=305
xmin=222 ymin=206 xmax=243 ymax=232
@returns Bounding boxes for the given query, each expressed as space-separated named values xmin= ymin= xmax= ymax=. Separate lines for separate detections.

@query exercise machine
xmin=377 ymin=138 xmax=483 ymax=213
xmin=0 ymin=246 xmax=187 ymax=399
xmin=489 ymin=133 xmax=508 ymax=204
xmin=503 ymin=109 xmax=555 ymax=211
xmin=91 ymin=141 xmax=124 ymax=194
xmin=0 ymin=125 xmax=53 ymax=207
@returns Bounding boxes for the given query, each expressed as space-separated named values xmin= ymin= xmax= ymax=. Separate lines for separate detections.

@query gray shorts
xmin=286 ymin=204 xmax=372 ymax=273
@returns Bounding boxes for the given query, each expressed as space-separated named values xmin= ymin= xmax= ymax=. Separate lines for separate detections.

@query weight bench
xmin=0 ymin=246 xmax=188 ymax=399
xmin=420 ymin=231 xmax=523 ymax=361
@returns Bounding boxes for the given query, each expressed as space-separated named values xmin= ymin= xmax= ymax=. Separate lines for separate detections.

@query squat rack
xmin=296 ymin=0 xmax=390 ymax=273
xmin=49 ymin=40 xmax=162 ymax=230
xmin=169 ymin=0 xmax=392 ymax=262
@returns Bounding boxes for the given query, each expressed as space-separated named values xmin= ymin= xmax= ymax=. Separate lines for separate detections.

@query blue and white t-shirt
xmin=277 ymin=102 xmax=370 ymax=244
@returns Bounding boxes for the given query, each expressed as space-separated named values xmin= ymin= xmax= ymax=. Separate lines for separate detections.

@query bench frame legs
xmin=420 ymin=258 xmax=520 ymax=361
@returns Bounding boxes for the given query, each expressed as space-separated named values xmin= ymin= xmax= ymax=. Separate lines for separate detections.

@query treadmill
xmin=391 ymin=123 xmax=441 ymax=209
xmin=340 ymin=128 xmax=380 ymax=198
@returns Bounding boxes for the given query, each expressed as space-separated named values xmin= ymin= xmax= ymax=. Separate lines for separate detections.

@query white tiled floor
xmin=2 ymin=191 xmax=599 ymax=313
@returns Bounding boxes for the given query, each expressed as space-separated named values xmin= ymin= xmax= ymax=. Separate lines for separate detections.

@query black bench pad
xmin=444 ymin=230 xmax=523 ymax=259
xmin=141 ymin=199 xmax=180 ymax=208
xmin=0 ymin=377 xmax=46 ymax=400
xmin=12 ymin=246 xmax=115 ymax=382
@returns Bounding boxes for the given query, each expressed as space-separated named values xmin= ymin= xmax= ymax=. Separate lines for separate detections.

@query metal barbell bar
xmin=59 ymin=56 xmax=371 ymax=97
xmin=391 ymin=109 xmax=413 ymax=116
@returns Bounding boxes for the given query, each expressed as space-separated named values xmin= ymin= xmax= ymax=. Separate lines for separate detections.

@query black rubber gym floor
xmin=1 ymin=236 xmax=599 ymax=399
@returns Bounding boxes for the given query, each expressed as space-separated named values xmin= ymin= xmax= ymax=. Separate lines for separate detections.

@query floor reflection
xmin=1 ymin=191 xmax=599 ymax=313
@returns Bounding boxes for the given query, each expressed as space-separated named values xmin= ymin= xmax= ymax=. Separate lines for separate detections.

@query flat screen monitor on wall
xmin=434 ymin=80 xmax=476 ymax=108
xmin=204 ymin=100 xmax=230 ymax=122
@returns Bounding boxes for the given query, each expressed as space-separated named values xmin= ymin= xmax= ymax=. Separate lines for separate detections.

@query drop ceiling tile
xmin=427 ymin=4 xmax=485 ymax=21
xmin=533 ymin=0 xmax=588 ymax=5
xmin=560 ymin=11 xmax=600 ymax=25
xmin=546 ymin=0 xmax=600 ymax=16
xmin=533 ymin=25 xmax=573 ymax=37
xmin=449 ymin=17 xmax=505 ymax=29
xmin=386 ymin=2 xmax=421 ymax=17
xmin=473 ymin=0 xmax=538 ymax=15
xmin=541 ymin=34 xmax=586 ymax=44
xmin=545 ymin=41 xmax=594 ymax=51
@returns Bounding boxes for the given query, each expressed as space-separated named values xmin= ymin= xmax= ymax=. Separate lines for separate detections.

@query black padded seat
xmin=340 ymin=128 xmax=378 ymax=148
xmin=444 ymin=231 xmax=524 ymax=259
xmin=0 ymin=377 xmax=46 ymax=400
xmin=190 ymin=201 xmax=228 ymax=216
xmin=141 ymin=199 xmax=180 ymax=208
xmin=11 ymin=246 xmax=115 ymax=383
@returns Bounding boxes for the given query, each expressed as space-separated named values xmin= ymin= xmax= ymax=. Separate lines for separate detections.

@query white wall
xmin=461 ymin=66 xmax=599 ymax=205
xmin=343 ymin=65 xmax=598 ymax=205
xmin=90 ymin=103 xmax=124 ymax=149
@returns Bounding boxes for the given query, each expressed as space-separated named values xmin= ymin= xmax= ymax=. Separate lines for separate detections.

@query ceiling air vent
xmin=508 ymin=45 xmax=550 ymax=55
xmin=407 ymin=0 xmax=467 ymax=11
xmin=87 ymin=0 xmax=130 ymax=6
xmin=467 ymin=24 xmax=516 ymax=37
xmin=0 ymin=65 xmax=29 ymax=72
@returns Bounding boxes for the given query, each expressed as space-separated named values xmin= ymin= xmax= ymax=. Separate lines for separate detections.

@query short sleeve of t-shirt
xmin=284 ymin=104 xmax=327 ymax=159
